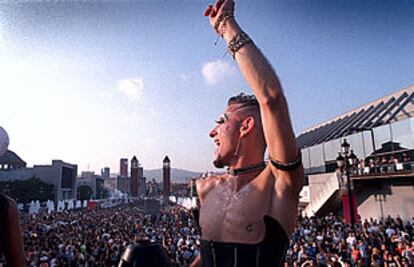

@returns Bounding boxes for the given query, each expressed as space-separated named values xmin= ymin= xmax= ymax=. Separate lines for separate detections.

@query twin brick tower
xmin=119 ymin=156 xmax=171 ymax=200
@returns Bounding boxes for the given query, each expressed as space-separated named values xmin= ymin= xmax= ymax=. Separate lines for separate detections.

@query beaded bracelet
xmin=227 ymin=31 xmax=253 ymax=58
xmin=214 ymin=10 xmax=234 ymax=36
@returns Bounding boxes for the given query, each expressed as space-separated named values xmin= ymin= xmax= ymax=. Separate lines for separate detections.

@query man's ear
xmin=240 ymin=116 xmax=255 ymax=137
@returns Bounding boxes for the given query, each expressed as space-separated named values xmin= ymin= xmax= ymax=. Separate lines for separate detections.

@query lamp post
xmin=336 ymin=138 xmax=357 ymax=229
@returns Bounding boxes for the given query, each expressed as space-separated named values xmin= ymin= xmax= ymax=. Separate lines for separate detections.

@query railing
xmin=352 ymin=160 xmax=413 ymax=177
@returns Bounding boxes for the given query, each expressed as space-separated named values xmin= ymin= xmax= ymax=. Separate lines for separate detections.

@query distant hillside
xmin=144 ymin=168 xmax=202 ymax=184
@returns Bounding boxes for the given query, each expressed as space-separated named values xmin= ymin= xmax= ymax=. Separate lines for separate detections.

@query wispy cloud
xmin=117 ymin=78 xmax=144 ymax=101
xmin=202 ymin=60 xmax=235 ymax=85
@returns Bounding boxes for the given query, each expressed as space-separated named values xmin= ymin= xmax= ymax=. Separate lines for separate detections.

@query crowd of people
xmin=286 ymin=214 xmax=414 ymax=267
xmin=22 ymin=203 xmax=200 ymax=267
xmin=354 ymin=152 xmax=412 ymax=176
xmin=15 ymin=203 xmax=414 ymax=267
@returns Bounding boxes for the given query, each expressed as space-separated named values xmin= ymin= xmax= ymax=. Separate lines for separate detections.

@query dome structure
xmin=0 ymin=127 xmax=9 ymax=156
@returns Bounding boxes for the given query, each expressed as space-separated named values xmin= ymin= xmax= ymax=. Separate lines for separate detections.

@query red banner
xmin=342 ymin=194 xmax=359 ymax=224
xmin=87 ymin=201 xmax=96 ymax=210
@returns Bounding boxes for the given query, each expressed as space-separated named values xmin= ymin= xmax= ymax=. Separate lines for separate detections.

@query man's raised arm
xmin=205 ymin=0 xmax=303 ymax=193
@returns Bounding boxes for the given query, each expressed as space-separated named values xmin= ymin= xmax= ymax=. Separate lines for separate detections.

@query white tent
xmin=29 ymin=201 xmax=36 ymax=214
xmin=67 ymin=199 xmax=74 ymax=210
xmin=35 ymin=200 xmax=41 ymax=213
xmin=47 ymin=200 xmax=55 ymax=214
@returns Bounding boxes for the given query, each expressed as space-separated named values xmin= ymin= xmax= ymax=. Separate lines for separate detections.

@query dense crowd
xmin=23 ymin=203 xmax=200 ymax=267
xmin=286 ymin=214 xmax=414 ymax=267
xmin=20 ymin=203 xmax=414 ymax=267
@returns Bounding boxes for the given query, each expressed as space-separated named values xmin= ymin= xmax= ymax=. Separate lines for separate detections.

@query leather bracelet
xmin=227 ymin=31 xmax=253 ymax=58
xmin=269 ymin=150 xmax=302 ymax=171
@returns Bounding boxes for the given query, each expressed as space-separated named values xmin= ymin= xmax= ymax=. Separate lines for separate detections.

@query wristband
xmin=269 ymin=150 xmax=302 ymax=171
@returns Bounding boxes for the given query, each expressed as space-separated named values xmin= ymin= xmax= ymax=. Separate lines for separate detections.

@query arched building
xmin=0 ymin=150 xmax=26 ymax=170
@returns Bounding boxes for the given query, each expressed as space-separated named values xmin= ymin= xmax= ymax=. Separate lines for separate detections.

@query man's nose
xmin=209 ymin=126 xmax=218 ymax=138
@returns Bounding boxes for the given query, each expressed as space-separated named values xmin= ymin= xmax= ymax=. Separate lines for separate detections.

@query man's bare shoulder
xmin=196 ymin=174 xmax=227 ymax=203
xmin=1 ymin=194 xmax=19 ymax=219
xmin=1 ymin=193 xmax=17 ymax=208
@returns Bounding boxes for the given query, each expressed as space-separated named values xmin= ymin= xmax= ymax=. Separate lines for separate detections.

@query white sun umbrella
xmin=83 ymin=200 xmax=88 ymax=208
xmin=76 ymin=200 xmax=82 ymax=209
xmin=0 ymin=127 xmax=9 ymax=157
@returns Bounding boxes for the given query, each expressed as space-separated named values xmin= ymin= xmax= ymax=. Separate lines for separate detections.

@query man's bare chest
xmin=199 ymin=180 xmax=271 ymax=243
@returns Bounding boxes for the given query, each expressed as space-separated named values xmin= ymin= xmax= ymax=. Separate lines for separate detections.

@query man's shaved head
xmin=227 ymin=93 xmax=259 ymax=108
xmin=226 ymin=93 xmax=261 ymax=122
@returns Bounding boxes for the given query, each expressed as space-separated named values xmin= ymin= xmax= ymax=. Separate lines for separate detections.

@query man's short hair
xmin=227 ymin=93 xmax=259 ymax=108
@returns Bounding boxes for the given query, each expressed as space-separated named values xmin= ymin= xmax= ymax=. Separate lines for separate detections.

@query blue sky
xmin=0 ymin=0 xmax=413 ymax=173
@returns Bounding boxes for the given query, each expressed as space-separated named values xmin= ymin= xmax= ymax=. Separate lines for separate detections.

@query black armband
xmin=269 ymin=150 xmax=302 ymax=171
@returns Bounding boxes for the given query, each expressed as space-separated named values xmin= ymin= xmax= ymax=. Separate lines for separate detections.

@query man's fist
xmin=204 ymin=0 xmax=235 ymax=35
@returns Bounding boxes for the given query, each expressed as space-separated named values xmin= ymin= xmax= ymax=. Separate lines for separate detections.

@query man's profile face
xmin=209 ymin=105 xmax=243 ymax=168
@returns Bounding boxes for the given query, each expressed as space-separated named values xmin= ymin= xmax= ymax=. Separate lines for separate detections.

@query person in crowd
xmin=0 ymin=193 xmax=25 ymax=267
xmin=402 ymin=153 xmax=412 ymax=171
xmin=357 ymin=159 xmax=365 ymax=176
xmin=389 ymin=155 xmax=400 ymax=172
xmin=381 ymin=156 xmax=389 ymax=173
xmin=369 ymin=158 xmax=376 ymax=174
xmin=402 ymin=153 xmax=411 ymax=163
xmin=374 ymin=157 xmax=381 ymax=173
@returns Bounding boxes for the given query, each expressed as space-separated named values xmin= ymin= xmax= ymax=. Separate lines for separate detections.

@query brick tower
xmin=131 ymin=156 xmax=138 ymax=197
xmin=163 ymin=156 xmax=171 ymax=201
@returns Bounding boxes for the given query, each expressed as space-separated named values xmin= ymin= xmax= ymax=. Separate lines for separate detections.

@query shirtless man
xmin=191 ymin=1 xmax=303 ymax=266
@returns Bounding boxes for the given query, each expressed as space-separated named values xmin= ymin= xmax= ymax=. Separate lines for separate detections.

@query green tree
xmin=6 ymin=176 xmax=54 ymax=203
xmin=77 ymin=185 xmax=93 ymax=201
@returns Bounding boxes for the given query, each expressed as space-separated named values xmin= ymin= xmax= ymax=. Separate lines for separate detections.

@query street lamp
xmin=336 ymin=138 xmax=357 ymax=229
xmin=336 ymin=153 xmax=345 ymax=168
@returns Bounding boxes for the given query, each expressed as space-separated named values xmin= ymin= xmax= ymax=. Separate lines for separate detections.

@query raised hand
xmin=204 ymin=0 xmax=235 ymax=36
